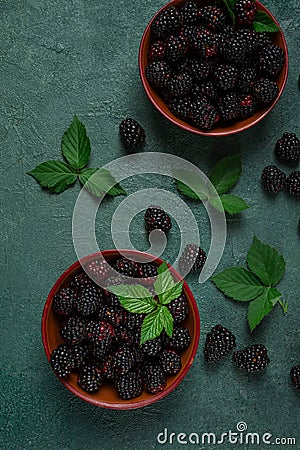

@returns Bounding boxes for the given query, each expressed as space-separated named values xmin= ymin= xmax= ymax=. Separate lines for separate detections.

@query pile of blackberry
xmin=145 ymin=0 xmax=285 ymax=130
xmin=50 ymin=258 xmax=191 ymax=400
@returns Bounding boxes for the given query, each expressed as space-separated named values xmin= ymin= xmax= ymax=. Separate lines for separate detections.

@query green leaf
xmin=157 ymin=261 xmax=169 ymax=275
xmin=247 ymin=236 xmax=286 ymax=287
xmin=253 ymin=10 xmax=280 ymax=33
xmin=209 ymin=154 xmax=242 ymax=195
xmin=222 ymin=0 xmax=236 ymax=23
xmin=154 ymin=265 xmax=176 ymax=299
xmin=27 ymin=160 xmax=77 ymax=193
xmin=61 ymin=115 xmax=91 ymax=170
xmin=210 ymin=194 xmax=250 ymax=215
xmin=160 ymin=281 xmax=184 ymax=305
xmin=140 ymin=307 xmax=165 ymax=344
xmin=174 ymin=169 xmax=209 ymax=201
xmin=107 ymin=284 xmax=156 ymax=313
xmin=211 ymin=267 xmax=265 ymax=301
xmin=79 ymin=168 xmax=126 ymax=197
xmin=247 ymin=287 xmax=281 ymax=332
xmin=279 ymin=299 xmax=289 ymax=315
xmin=160 ymin=306 xmax=174 ymax=337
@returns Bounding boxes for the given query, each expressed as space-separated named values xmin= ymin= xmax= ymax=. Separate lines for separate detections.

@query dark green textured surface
xmin=0 ymin=0 xmax=299 ymax=449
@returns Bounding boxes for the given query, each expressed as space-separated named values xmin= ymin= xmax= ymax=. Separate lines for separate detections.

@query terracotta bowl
xmin=42 ymin=250 xmax=200 ymax=409
xmin=139 ymin=0 xmax=288 ymax=136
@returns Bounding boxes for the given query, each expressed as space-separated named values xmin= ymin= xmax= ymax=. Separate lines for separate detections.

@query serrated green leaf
xmin=209 ymin=154 xmax=242 ymax=195
xmin=140 ymin=307 xmax=164 ymax=344
xmin=157 ymin=261 xmax=169 ymax=275
xmin=247 ymin=287 xmax=281 ymax=332
xmin=160 ymin=281 xmax=184 ymax=305
xmin=160 ymin=306 xmax=174 ymax=337
xmin=79 ymin=168 xmax=126 ymax=197
xmin=211 ymin=267 xmax=264 ymax=301
xmin=61 ymin=115 xmax=91 ymax=169
xmin=174 ymin=169 xmax=209 ymax=201
xmin=210 ymin=194 xmax=249 ymax=215
xmin=222 ymin=0 xmax=236 ymax=23
xmin=27 ymin=160 xmax=77 ymax=193
xmin=107 ymin=284 xmax=156 ymax=314
xmin=154 ymin=266 xmax=176 ymax=298
xmin=247 ymin=236 xmax=286 ymax=287
xmin=253 ymin=10 xmax=280 ymax=33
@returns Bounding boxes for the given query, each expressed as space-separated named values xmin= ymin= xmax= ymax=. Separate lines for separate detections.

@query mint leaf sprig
xmin=27 ymin=115 xmax=126 ymax=197
xmin=175 ymin=154 xmax=249 ymax=215
xmin=211 ymin=236 xmax=288 ymax=332
xmin=108 ymin=261 xmax=184 ymax=344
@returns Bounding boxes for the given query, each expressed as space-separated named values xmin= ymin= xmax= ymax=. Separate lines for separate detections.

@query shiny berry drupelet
xmin=50 ymin=344 xmax=75 ymax=378
xmin=285 ymin=171 xmax=300 ymax=196
xmin=275 ymin=133 xmax=300 ymax=164
xmin=115 ymin=371 xmax=143 ymax=400
xmin=179 ymin=244 xmax=207 ymax=273
xmin=119 ymin=118 xmax=146 ymax=149
xmin=232 ymin=344 xmax=270 ymax=372
xmin=77 ymin=365 xmax=103 ymax=393
xmin=160 ymin=350 xmax=182 ymax=375
xmin=145 ymin=206 xmax=172 ymax=233
xmin=204 ymin=324 xmax=236 ymax=363
xmin=234 ymin=0 xmax=257 ymax=26
xmin=290 ymin=366 xmax=300 ymax=389
xmin=261 ymin=165 xmax=286 ymax=194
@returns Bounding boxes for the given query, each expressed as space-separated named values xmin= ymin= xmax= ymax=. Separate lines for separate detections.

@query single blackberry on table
xmin=290 ymin=366 xmax=300 ymax=389
xmin=180 ymin=1 xmax=199 ymax=24
xmin=101 ymin=354 xmax=117 ymax=380
xmin=275 ymin=133 xmax=300 ymax=164
xmin=119 ymin=118 xmax=145 ymax=149
xmin=115 ymin=371 xmax=143 ymax=400
xmin=191 ymin=28 xmax=219 ymax=59
xmin=179 ymin=244 xmax=207 ymax=273
xmin=189 ymin=98 xmax=219 ymax=130
xmin=165 ymin=35 xmax=189 ymax=62
xmin=77 ymin=364 xmax=103 ymax=393
xmin=98 ymin=305 xmax=124 ymax=328
xmin=187 ymin=58 xmax=212 ymax=82
xmin=261 ymin=166 xmax=286 ymax=194
xmin=145 ymin=61 xmax=172 ymax=90
xmin=71 ymin=342 xmax=91 ymax=369
xmin=192 ymin=81 xmax=219 ymax=103
xmin=142 ymin=363 xmax=167 ymax=394
xmin=168 ymin=294 xmax=189 ymax=324
xmin=140 ymin=336 xmax=162 ymax=357
xmin=87 ymin=320 xmax=115 ymax=346
xmin=239 ymin=94 xmax=258 ymax=119
xmin=115 ymin=257 xmax=138 ymax=278
xmin=285 ymin=171 xmax=300 ymax=196
xmin=234 ymin=0 xmax=257 ymax=26
xmin=238 ymin=66 xmax=257 ymax=93
xmin=218 ymin=92 xmax=240 ymax=122
xmin=148 ymin=41 xmax=166 ymax=62
xmin=50 ymin=344 xmax=75 ymax=378
xmin=204 ymin=324 xmax=236 ymax=363
xmin=60 ymin=316 xmax=88 ymax=345
xmin=164 ymin=326 xmax=191 ymax=351
xmin=70 ymin=272 xmax=93 ymax=291
xmin=113 ymin=346 xmax=136 ymax=375
xmin=160 ymin=350 xmax=182 ymax=375
xmin=168 ymin=96 xmax=192 ymax=121
xmin=214 ymin=64 xmax=239 ymax=91
xmin=85 ymin=259 xmax=111 ymax=283
xmin=198 ymin=5 xmax=227 ymax=30
xmin=252 ymin=78 xmax=279 ymax=104
xmin=168 ymin=71 xmax=193 ymax=97
xmin=232 ymin=344 xmax=270 ymax=372
xmin=219 ymin=34 xmax=247 ymax=64
xmin=145 ymin=206 xmax=172 ymax=233
xmin=75 ymin=286 xmax=102 ymax=317
xmin=259 ymin=45 xmax=285 ymax=78
xmin=151 ymin=5 xmax=182 ymax=39
xmin=52 ymin=288 xmax=75 ymax=319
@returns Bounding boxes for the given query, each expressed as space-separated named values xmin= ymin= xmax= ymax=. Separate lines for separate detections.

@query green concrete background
xmin=0 ymin=0 xmax=299 ymax=449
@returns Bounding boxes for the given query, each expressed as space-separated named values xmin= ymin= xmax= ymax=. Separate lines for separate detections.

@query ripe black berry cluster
xmin=145 ymin=0 xmax=285 ymax=131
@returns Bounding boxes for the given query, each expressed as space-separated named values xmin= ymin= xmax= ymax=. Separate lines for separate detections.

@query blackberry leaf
xmin=108 ymin=284 xmax=156 ymax=313
xmin=154 ymin=265 xmax=176 ymax=298
xmin=140 ymin=307 xmax=165 ymax=345
xmin=210 ymin=194 xmax=250 ymax=215
xmin=160 ymin=306 xmax=174 ymax=338
xmin=61 ymin=115 xmax=91 ymax=170
xmin=211 ymin=267 xmax=264 ymax=301
xmin=209 ymin=154 xmax=242 ymax=195
xmin=222 ymin=0 xmax=236 ymax=23
xmin=247 ymin=287 xmax=281 ymax=331
xmin=27 ymin=160 xmax=77 ymax=194
xmin=159 ymin=282 xmax=184 ymax=305
xmin=253 ymin=10 xmax=280 ymax=33
xmin=79 ymin=168 xmax=126 ymax=197
xmin=174 ymin=169 xmax=209 ymax=200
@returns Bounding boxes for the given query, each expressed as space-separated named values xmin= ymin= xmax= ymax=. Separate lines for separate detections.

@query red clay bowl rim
xmin=139 ymin=0 xmax=289 ymax=137
xmin=41 ymin=249 xmax=201 ymax=410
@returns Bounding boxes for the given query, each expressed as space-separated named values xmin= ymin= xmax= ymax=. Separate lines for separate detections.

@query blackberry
xmin=145 ymin=206 xmax=172 ymax=233
xmin=192 ymin=81 xmax=218 ymax=103
xmin=275 ymin=133 xmax=300 ymax=164
xmin=218 ymin=92 xmax=240 ymax=121
xmin=71 ymin=343 xmax=91 ymax=369
xmin=142 ymin=364 xmax=166 ymax=394
xmin=115 ymin=257 xmax=138 ymax=277
xmin=164 ymin=326 xmax=191 ymax=351
xmin=187 ymin=58 xmax=212 ymax=82
xmin=169 ymin=97 xmax=191 ymax=121
xmin=236 ymin=29 xmax=259 ymax=54
xmin=239 ymin=94 xmax=257 ymax=119
xmin=113 ymin=346 xmax=136 ymax=375
xmin=189 ymin=98 xmax=219 ymax=130
xmin=198 ymin=6 xmax=226 ymax=30
xmin=77 ymin=365 xmax=103 ymax=393
xmin=101 ymin=354 xmax=117 ymax=380
xmin=116 ymin=325 xmax=135 ymax=346
xmin=168 ymin=71 xmax=193 ymax=97
xmin=60 ymin=316 xmax=88 ymax=345
xmin=238 ymin=66 xmax=257 ymax=93
xmin=148 ymin=41 xmax=166 ymax=62
xmin=232 ymin=344 xmax=270 ymax=372
xmin=234 ymin=0 xmax=257 ymax=26
xmin=179 ymin=244 xmax=207 ymax=273
xmin=168 ymin=294 xmax=189 ymax=324
xmin=125 ymin=312 xmax=145 ymax=331
xmin=91 ymin=342 xmax=111 ymax=360
xmin=180 ymin=1 xmax=199 ymax=25
xmin=160 ymin=350 xmax=182 ymax=375
xmin=140 ymin=336 xmax=162 ymax=356
xmin=85 ymin=259 xmax=111 ymax=283
xmin=70 ymin=272 xmax=93 ymax=291
xmin=256 ymin=32 xmax=273 ymax=49
xmin=285 ymin=171 xmax=300 ymax=196
xmin=50 ymin=344 xmax=75 ymax=378
xmin=115 ymin=371 xmax=143 ymax=400
xmin=52 ymin=288 xmax=75 ymax=319
xmin=98 ymin=305 xmax=124 ymax=328
xmin=151 ymin=6 xmax=182 ymax=39
xmin=136 ymin=262 xmax=158 ymax=281
xmin=145 ymin=61 xmax=172 ymax=90
xmin=290 ymin=366 xmax=300 ymax=389
xmin=204 ymin=324 xmax=236 ymax=363
xmin=103 ymin=274 xmax=123 ymax=307
xmin=252 ymin=78 xmax=279 ymax=104
xmin=165 ymin=35 xmax=189 ymax=62
xmin=180 ymin=25 xmax=198 ymax=45
xmin=191 ymin=28 xmax=219 ymax=59
xmin=220 ymin=34 xmax=247 ymax=64
xmin=119 ymin=118 xmax=146 ymax=149
xmin=259 ymin=44 xmax=285 ymax=78
xmin=75 ymin=286 xmax=102 ymax=317
xmin=261 ymin=166 xmax=286 ymax=194
xmin=87 ymin=320 xmax=115 ymax=347
xmin=214 ymin=64 xmax=238 ymax=91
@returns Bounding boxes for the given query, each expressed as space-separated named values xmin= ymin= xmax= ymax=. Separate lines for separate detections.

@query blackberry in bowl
xmin=139 ymin=0 xmax=288 ymax=136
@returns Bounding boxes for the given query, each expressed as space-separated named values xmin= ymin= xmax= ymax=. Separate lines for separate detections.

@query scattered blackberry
xmin=232 ymin=344 xmax=270 ymax=372
xmin=145 ymin=206 xmax=172 ymax=233
xmin=285 ymin=171 xmax=300 ymax=196
xmin=119 ymin=118 xmax=146 ymax=149
xmin=239 ymin=94 xmax=258 ymax=119
xmin=234 ymin=0 xmax=257 ymax=26
xmin=87 ymin=320 xmax=115 ymax=347
xmin=60 ymin=316 xmax=88 ymax=345
xmin=140 ymin=336 xmax=162 ymax=356
xmin=259 ymin=45 xmax=285 ymax=78
xmin=204 ymin=324 xmax=236 ymax=363
xmin=168 ymin=71 xmax=193 ymax=97
xmin=275 ymin=133 xmax=300 ymax=164
xmin=50 ymin=344 xmax=75 ymax=378
xmin=218 ymin=92 xmax=240 ymax=121
xmin=220 ymin=34 xmax=248 ymax=64
xmin=77 ymin=365 xmax=103 ymax=393
xmin=261 ymin=165 xmax=286 ymax=194
xmin=151 ymin=6 xmax=182 ymax=39
xmin=71 ymin=343 xmax=91 ymax=369
xmin=198 ymin=5 xmax=226 ymax=30
xmin=168 ymin=294 xmax=189 ymax=323
xmin=179 ymin=244 xmax=207 ymax=273
xmin=75 ymin=286 xmax=102 ymax=317
xmin=168 ymin=96 xmax=191 ymax=121
xmin=191 ymin=28 xmax=219 ymax=58
xmin=113 ymin=346 xmax=136 ymax=375
xmin=70 ymin=272 xmax=93 ymax=291
xmin=98 ymin=305 xmax=124 ymax=328
xmin=115 ymin=371 xmax=143 ymax=400
xmin=85 ymin=259 xmax=111 ymax=282
xmin=252 ymin=78 xmax=279 ymax=104
xmin=290 ymin=366 xmax=300 ymax=389
xmin=115 ymin=257 xmax=138 ymax=278
xmin=187 ymin=58 xmax=212 ymax=82
xmin=145 ymin=61 xmax=172 ymax=90
xmin=52 ymin=288 xmax=75 ymax=319
xmin=180 ymin=1 xmax=199 ymax=24
xmin=101 ymin=354 xmax=117 ymax=380
xmin=148 ymin=41 xmax=166 ymax=62
xmin=160 ymin=350 xmax=182 ymax=375
xmin=164 ymin=326 xmax=191 ymax=351
xmin=189 ymin=98 xmax=219 ymax=130
xmin=165 ymin=35 xmax=189 ymax=62
xmin=142 ymin=364 xmax=167 ymax=394
xmin=238 ymin=66 xmax=257 ymax=93
xmin=214 ymin=64 xmax=238 ymax=91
